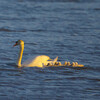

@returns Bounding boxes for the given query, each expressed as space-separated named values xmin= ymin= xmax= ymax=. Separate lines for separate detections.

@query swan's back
xmin=22 ymin=55 xmax=50 ymax=67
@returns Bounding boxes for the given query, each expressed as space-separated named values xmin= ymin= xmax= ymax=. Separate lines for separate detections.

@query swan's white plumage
xmin=13 ymin=40 xmax=58 ymax=68
xmin=22 ymin=55 xmax=57 ymax=67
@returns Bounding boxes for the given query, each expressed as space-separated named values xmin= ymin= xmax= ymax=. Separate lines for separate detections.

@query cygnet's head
xmin=13 ymin=40 xmax=24 ymax=47
xmin=58 ymin=62 xmax=61 ymax=66
xmin=67 ymin=62 xmax=70 ymax=65
xmin=75 ymin=62 xmax=78 ymax=65
xmin=72 ymin=62 xmax=76 ymax=66
xmin=64 ymin=61 xmax=67 ymax=65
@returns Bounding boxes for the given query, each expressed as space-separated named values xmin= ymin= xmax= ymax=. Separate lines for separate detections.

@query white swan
xmin=13 ymin=40 xmax=58 ymax=68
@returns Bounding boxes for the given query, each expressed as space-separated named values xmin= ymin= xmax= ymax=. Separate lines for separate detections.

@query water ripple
xmin=0 ymin=28 xmax=26 ymax=32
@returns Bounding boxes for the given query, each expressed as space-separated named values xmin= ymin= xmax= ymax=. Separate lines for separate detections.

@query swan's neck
xmin=17 ymin=44 xmax=24 ymax=67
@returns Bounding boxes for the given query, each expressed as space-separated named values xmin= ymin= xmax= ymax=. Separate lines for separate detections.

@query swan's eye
xmin=16 ymin=41 xmax=18 ymax=44
xmin=13 ymin=41 xmax=18 ymax=47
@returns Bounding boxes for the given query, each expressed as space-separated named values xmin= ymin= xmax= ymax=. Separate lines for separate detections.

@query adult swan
xmin=13 ymin=40 xmax=58 ymax=68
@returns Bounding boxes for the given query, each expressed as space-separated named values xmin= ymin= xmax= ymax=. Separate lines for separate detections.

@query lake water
xmin=0 ymin=0 xmax=100 ymax=100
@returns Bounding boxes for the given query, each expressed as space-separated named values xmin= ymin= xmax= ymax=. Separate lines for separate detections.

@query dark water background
xmin=0 ymin=0 xmax=100 ymax=100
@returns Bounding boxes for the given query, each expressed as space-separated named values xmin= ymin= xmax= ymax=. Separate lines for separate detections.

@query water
xmin=0 ymin=0 xmax=100 ymax=100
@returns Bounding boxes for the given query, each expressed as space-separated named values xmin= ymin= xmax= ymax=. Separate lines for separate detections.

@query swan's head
xmin=13 ymin=40 xmax=24 ymax=47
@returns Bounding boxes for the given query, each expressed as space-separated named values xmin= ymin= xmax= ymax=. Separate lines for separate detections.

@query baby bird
xmin=47 ymin=63 xmax=54 ymax=66
xmin=64 ymin=61 xmax=68 ymax=66
xmin=72 ymin=62 xmax=76 ymax=67
xmin=67 ymin=62 xmax=71 ymax=66
xmin=58 ymin=62 xmax=62 ymax=66
xmin=75 ymin=62 xmax=78 ymax=66
xmin=54 ymin=62 xmax=59 ymax=65
xmin=47 ymin=63 xmax=51 ymax=66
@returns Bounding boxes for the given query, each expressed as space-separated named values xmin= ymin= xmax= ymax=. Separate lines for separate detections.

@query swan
xmin=13 ymin=40 xmax=58 ymax=68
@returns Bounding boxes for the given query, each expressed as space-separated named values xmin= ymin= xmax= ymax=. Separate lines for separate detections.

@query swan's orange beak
xmin=13 ymin=43 xmax=18 ymax=47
